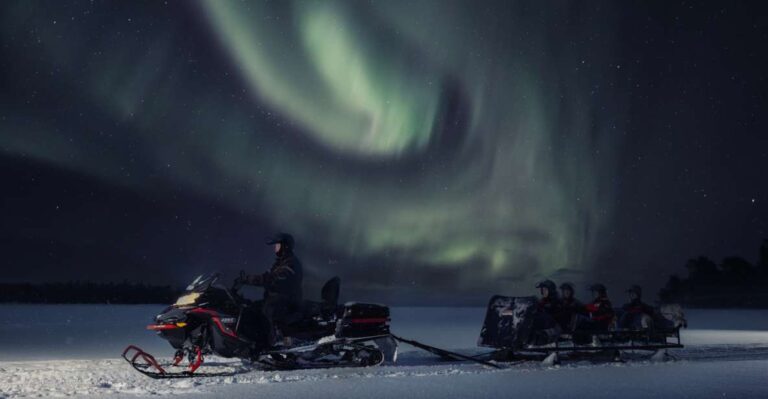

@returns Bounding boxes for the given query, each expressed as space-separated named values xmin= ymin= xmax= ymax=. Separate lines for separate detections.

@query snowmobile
xmin=476 ymin=295 xmax=687 ymax=365
xmin=123 ymin=272 xmax=398 ymax=378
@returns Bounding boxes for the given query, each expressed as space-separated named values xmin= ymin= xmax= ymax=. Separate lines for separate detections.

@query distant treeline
xmin=0 ymin=281 xmax=182 ymax=304
xmin=659 ymin=239 xmax=768 ymax=307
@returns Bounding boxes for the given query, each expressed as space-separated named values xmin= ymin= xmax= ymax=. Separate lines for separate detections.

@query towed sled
xmin=476 ymin=295 xmax=687 ymax=364
xmin=123 ymin=272 xmax=397 ymax=378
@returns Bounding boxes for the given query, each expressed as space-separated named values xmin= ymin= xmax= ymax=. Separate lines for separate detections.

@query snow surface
xmin=1 ymin=306 xmax=767 ymax=398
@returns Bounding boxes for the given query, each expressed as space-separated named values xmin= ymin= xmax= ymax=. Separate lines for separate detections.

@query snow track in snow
xmin=2 ymin=344 xmax=768 ymax=398
xmin=2 ymin=306 xmax=767 ymax=398
xmin=0 ymin=353 xmax=485 ymax=398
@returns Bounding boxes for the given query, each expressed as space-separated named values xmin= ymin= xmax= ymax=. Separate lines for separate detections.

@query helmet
xmin=535 ymin=279 xmax=557 ymax=292
xmin=559 ymin=282 xmax=575 ymax=292
xmin=589 ymin=283 xmax=607 ymax=295
xmin=626 ymin=285 xmax=642 ymax=297
xmin=266 ymin=232 xmax=295 ymax=250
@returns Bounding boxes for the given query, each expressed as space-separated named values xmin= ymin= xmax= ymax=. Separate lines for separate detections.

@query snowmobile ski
xmin=121 ymin=345 xmax=254 ymax=379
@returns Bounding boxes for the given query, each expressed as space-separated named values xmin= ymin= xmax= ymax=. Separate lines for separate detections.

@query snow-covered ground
xmin=1 ymin=305 xmax=767 ymax=398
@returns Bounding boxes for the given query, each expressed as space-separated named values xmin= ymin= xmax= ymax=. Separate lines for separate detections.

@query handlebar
xmin=229 ymin=270 xmax=253 ymax=306
xmin=231 ymin=270 xmax=247 ymax=290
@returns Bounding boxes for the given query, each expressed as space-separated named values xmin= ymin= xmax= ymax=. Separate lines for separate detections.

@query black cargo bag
xmin=335 ymin=302 xmax=391 ymax=338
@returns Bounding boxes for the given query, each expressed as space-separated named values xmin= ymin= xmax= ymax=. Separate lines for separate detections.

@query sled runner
xmin=477 ymin=295 xmax=686 ymax=363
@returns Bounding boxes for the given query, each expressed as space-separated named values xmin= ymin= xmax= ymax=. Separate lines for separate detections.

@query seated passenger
xmin=536 ymin=279 xmax=562 ymax=316
xmin=574 ymin=283 xmax=615 ymax=332
xmin=618 ymin=285 xmax=655 ymax=330
xmin=558 ymin=282 xmax=585 ymax=331
xmin=530 ymin=280 xmax=562 ymax=345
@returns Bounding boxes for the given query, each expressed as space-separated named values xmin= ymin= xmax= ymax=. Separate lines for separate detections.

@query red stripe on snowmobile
xmin=348 ymin=317 xmax=388 ymax=324
xmin=146 ymin=323 xmax=180 ymax=331
xmin=190 ymin=308 xmax=239 ymax=338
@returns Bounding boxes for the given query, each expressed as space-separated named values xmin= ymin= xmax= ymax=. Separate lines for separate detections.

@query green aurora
xmin=0 ymin=0 xmax=625 ymax=296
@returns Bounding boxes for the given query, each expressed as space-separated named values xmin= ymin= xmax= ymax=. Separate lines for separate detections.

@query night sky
xmin=1 ymin=1 xmax=766 ymax=305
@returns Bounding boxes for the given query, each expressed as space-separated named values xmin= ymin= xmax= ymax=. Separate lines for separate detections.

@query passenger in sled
xmin=617 ymin=285 xmax=655 ymax=330
xmin=564 ymin=283 xmax=615 ymax=345
xmin=572 ymin=283 xmax=615 ymax=332
xmin=618 ymin=285 xmax=680 ymax=334
xmin=557 ymin=282 xmax=586 ymax=331
xmin=530 ymin=280 xmax=564 ymax=345
xmin=531 ymin=280 xmax=616 ymax=345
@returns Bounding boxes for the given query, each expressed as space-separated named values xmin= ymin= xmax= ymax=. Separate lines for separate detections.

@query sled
xmin=477 ymin=295 xmax=686 ymax=363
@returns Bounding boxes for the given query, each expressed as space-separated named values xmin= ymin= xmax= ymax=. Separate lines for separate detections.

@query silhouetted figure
xmin=574 ymin=283 xmax=615 ymax=332
xmin=536 ymin=279 xmax=562 ymax=316
xmin=558 ymin=282 xmax=585 ymax=331
xmin=243 ymin=232 xmax=303 ymax=345
xmin=618 ymin=285 xmax=655 ymax=330
xmin=530 ymin=280 xmax=562 ymax=345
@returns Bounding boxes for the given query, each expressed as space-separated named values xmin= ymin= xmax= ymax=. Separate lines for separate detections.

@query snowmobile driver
xmin=618 ymin=285 xmax=655 ymax=330
xmin=241 ymin=232 xmax=304 ymax=346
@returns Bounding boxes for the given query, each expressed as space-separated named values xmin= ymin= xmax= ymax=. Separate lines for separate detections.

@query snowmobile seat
xmin=321 ymin=276 xmax=340 ymax=308
xmin=282 ymin=277 xmax=342 ymax=330
xmin=303 ymin=277 xmax=340 ymax=318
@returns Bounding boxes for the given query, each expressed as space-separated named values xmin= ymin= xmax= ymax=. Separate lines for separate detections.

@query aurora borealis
xmin=1 ymin=1 xmax=767 ymax=304
xmin=198 ymin=0 xmax=622 ymax=278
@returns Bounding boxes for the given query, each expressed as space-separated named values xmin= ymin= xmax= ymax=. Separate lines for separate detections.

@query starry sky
xmin=1 ymin=1 xmax=766 ymax=305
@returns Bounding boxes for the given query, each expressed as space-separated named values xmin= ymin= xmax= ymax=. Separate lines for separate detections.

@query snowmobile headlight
xmin=175 ymin=292 xmax=201 ymax=306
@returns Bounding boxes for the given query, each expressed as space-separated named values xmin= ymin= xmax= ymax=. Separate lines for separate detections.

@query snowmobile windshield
xmin=185 ymin=272 xmax=220 ymax=293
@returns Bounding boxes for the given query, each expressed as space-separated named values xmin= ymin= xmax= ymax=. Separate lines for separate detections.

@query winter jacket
xmin=538 ymin=296 xmax=562 ymax=316
xmin=247 ymin=251 xmax=303 ymax=302
xmin=621 ymin=299 xmax=655 ymax=316
xmin=585 ymin=296 xmax=615 ymax=325
xmin=561 ymin=297 xmax=587 ymax=315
